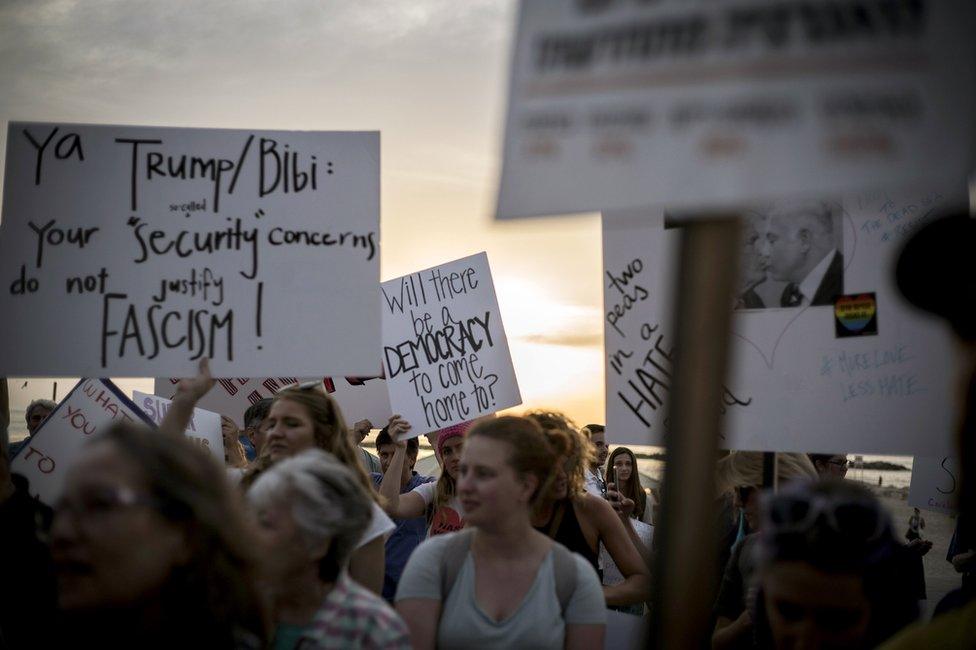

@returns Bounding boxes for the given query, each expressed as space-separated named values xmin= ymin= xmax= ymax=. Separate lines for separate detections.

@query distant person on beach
xmin=906 ymin=508 xmax=926 ymax=542
xmin=582 ymin=424 xmax=608 ymax=497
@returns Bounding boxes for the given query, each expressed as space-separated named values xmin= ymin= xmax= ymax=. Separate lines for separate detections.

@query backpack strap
xmin=550 ymin=541 xmax=579 ymax=617
xmin=439 ymin=529 xmax=476 ymax=599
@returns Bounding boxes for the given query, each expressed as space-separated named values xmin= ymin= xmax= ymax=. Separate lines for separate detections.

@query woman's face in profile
xmin=50 ymin=441 xmax=188 ymax=611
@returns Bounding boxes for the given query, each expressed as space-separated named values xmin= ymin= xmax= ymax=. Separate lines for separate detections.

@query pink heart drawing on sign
xmin=731 ymin=211 xmax=858 ymax=369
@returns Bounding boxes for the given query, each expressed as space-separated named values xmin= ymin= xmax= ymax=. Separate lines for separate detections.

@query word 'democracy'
xmin=497 ymin=0 xmax=976 ymax=219
xmin=381 ymin=253 xmax=521 ymax=436
xmin=0 ymin=123 xmax=380 ymax=377
xmin=10 ymin=379 xmax=155 ymax=506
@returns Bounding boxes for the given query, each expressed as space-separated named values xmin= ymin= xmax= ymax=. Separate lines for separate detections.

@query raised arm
xmin=378 ymin=416 xmax=427 ymax=519
xmin=159 ymin=358 xmax=214 ymax=437
xmin=587 ymin=494 xmax=651 ymax=606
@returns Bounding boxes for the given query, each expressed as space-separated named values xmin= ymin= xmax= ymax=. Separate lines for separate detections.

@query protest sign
xmin=603 ymin=190 xmax=958 ymax=455
xmin=496 ymin=0 xmax=976 ymax=219
xmin=909 ymin=456 xmax=959 ymax=515
xmin=133 ymin=390 xmax=223 ymax=462
xmin=381 ymin=252 xmax=521 ymax=437
xmin=10 ymin=378 xmax=155 ymax=506
xmin=155 ymin=375 xmax=391 ymax=428
xmin=0 ymin=123 xmax=380 ymax=377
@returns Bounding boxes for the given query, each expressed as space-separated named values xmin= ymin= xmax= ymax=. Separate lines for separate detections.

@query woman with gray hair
xmin=248 ymin=449 xmax=411 ymax=650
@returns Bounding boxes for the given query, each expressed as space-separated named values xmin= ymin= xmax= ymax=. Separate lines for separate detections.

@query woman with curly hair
xmin=527 ymin=411 xmax=651 ymax=608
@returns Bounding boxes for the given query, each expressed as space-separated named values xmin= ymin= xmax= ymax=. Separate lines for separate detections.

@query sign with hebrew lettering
xmin=155 ymin=375 xmax=391 ymax=428
xmin=909 ymin=456 xmax=959 ymax=515
xmin=10 ymin=379 xmax=155 ymax=506
xmin=0 ymin=123 xmax=380 ymax=376
xmin=497 ymin=0 xmax=976 ymax=219
xmin=381 ymin=252 xmax=521 ymax=437
xmin=603 ymin=190 xmax=957 ymax=454
xmin=133 ymin=390 xmax=224 ymax=462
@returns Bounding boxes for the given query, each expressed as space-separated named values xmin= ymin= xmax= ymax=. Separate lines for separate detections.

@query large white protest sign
xmin=381 ymin=253 xmax=521 ymax=437
xmin=909 ymin=456 xmax=959 ymax=515
xmin=133 ymin=390 xmax=223 ymax=462
xmin=603 ymin=190 xmax=958 ymax=455
xmin=10 ymin=379 xmax=155 ymax=506
xmin=1 ymin=123 xmax=380 ymax=376
xmin=497 ymin=0 xmax=976 ymax=219
xmin=155 ymin=375 xmax=391 ymax=428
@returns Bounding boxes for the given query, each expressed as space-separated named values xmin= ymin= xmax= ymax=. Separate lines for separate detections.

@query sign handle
xmin=652 ymin=216 xmax=740 ymax=649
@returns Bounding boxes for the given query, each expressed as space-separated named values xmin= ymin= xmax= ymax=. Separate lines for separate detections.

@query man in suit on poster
xmin=761 ymin=200 xmax=844 ymax=307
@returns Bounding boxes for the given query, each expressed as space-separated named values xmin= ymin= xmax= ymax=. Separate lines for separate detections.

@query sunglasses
xmin=763 ymin=489 xmax=888 ymax=545
xmin=282 ymin=380 xmax=323 ymax=392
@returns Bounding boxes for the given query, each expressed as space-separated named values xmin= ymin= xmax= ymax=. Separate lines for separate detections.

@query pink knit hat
xmin=435 ymin=421 xmax=473 ymax=457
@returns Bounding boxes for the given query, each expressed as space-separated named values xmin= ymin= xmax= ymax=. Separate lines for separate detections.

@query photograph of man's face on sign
xmin=735 ymin=199 xmax=844 ymax=310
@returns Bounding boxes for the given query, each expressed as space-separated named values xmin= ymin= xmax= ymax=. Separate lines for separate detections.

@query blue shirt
xmin=238 ymin=435 xmax=256 ymax=462
xmin=371 ymin=471 xmax=436 ymax=602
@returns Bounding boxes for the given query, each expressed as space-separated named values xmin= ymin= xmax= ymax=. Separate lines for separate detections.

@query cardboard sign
xmin=133 ymin=390 xmax=224 ymax=462
xmin=496 ymin=0 xmax=976 ymax=219
xmin=155 ymin=375 xmax=391 ymax=428
xmin=603 ymin=190 xmax=957 ymax=454
xmin=10 ymin=379 xmax=155 ymax=506
xmin=0 ymin=123 xmax=380 ymax=376
xmin=909 ymin=456 xmax=959 ymax=515
xmin=381 ymin=252 xmax=521 ymax=437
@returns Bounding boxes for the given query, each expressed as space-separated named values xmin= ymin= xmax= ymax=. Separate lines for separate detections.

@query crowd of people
xmin=1 ymin=211 xmax=975 ymax=649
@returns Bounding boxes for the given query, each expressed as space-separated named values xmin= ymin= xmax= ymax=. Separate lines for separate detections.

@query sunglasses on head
xmin=282 ymin=380 xmax=323 ymax=392
xmin=762 ymin=487 xmax=888 ymax=545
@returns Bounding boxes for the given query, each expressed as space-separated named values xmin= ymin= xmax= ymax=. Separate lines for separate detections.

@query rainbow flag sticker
xmin=834 ymin=293 xmax=878 ymax=338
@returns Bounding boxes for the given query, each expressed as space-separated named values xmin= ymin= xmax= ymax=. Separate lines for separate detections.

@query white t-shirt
xmin=410 ymin=480 xmax=464 ymax=537
xmin=358 ymin=502 xmax=396 ymax=549
xmin=396 ymin=533 xmax=606 ymax=649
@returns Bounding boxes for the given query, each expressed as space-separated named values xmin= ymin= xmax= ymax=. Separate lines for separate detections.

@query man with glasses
xmin=808 ymin=453 xmax=849 ymax=478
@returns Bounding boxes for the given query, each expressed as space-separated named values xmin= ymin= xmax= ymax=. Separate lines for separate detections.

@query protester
xmin=371 ymin=425 xmax=436 ymax=602
xmin=221 ymin=414 xmax=250 ymax=469
xmin=49 ymin=422 xmax=267 ymax=648
xmin=528 ymin=411 xmax=651 ymax=607
xmin=0 ymin=440 xmax=57 ymax=648
xmin=933 ymin=515 xmax=975 ymax=617
xmin=879 ymin=211 xmax=976 ymax=648
xmin=808 ymin=453 xmax=849 ymax=479
xmin=752 ymin=479 xmax=918 ymax=650
xmin=243 ymin=397 xmax=273 ymax=459
xmin=351 ymin=418 xmax=382 ymax=474
xmin=248 ymin=449 xmax=411 ymax=649
xmin=396 ymin=416 xmax=606 ymax=649
xmin=605 ymin=446 xmax=653 ymax=525
xmin=8 ymin=398 xmax=56 ymax=457
xmin=712 ymin=452 xmax=818 ymax=650
xmin=906 ymin=507 xmax=925 ymax=542
xmin=163 ymin=364 xmax=394 ymax=596
xmin=379 ymin=417 xmax=469 ymax=537
xmin=581 ymin=424 xmax=608 ymax=497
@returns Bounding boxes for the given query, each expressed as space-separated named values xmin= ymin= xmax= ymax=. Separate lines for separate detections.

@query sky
xmin=0 ymin=1 xmax=607 ymax=428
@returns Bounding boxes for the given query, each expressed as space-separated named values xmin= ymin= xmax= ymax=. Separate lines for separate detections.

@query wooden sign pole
xmin=652 ymin=216 xmax=741 ymax=649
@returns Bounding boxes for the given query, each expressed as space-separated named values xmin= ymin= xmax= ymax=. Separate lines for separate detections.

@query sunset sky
xmin=0 ymin=1 xmax=607 ymax=428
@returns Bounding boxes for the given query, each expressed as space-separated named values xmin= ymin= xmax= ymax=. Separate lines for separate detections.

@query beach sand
xmin=872 ymin=485 xmax=962 ymax=620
